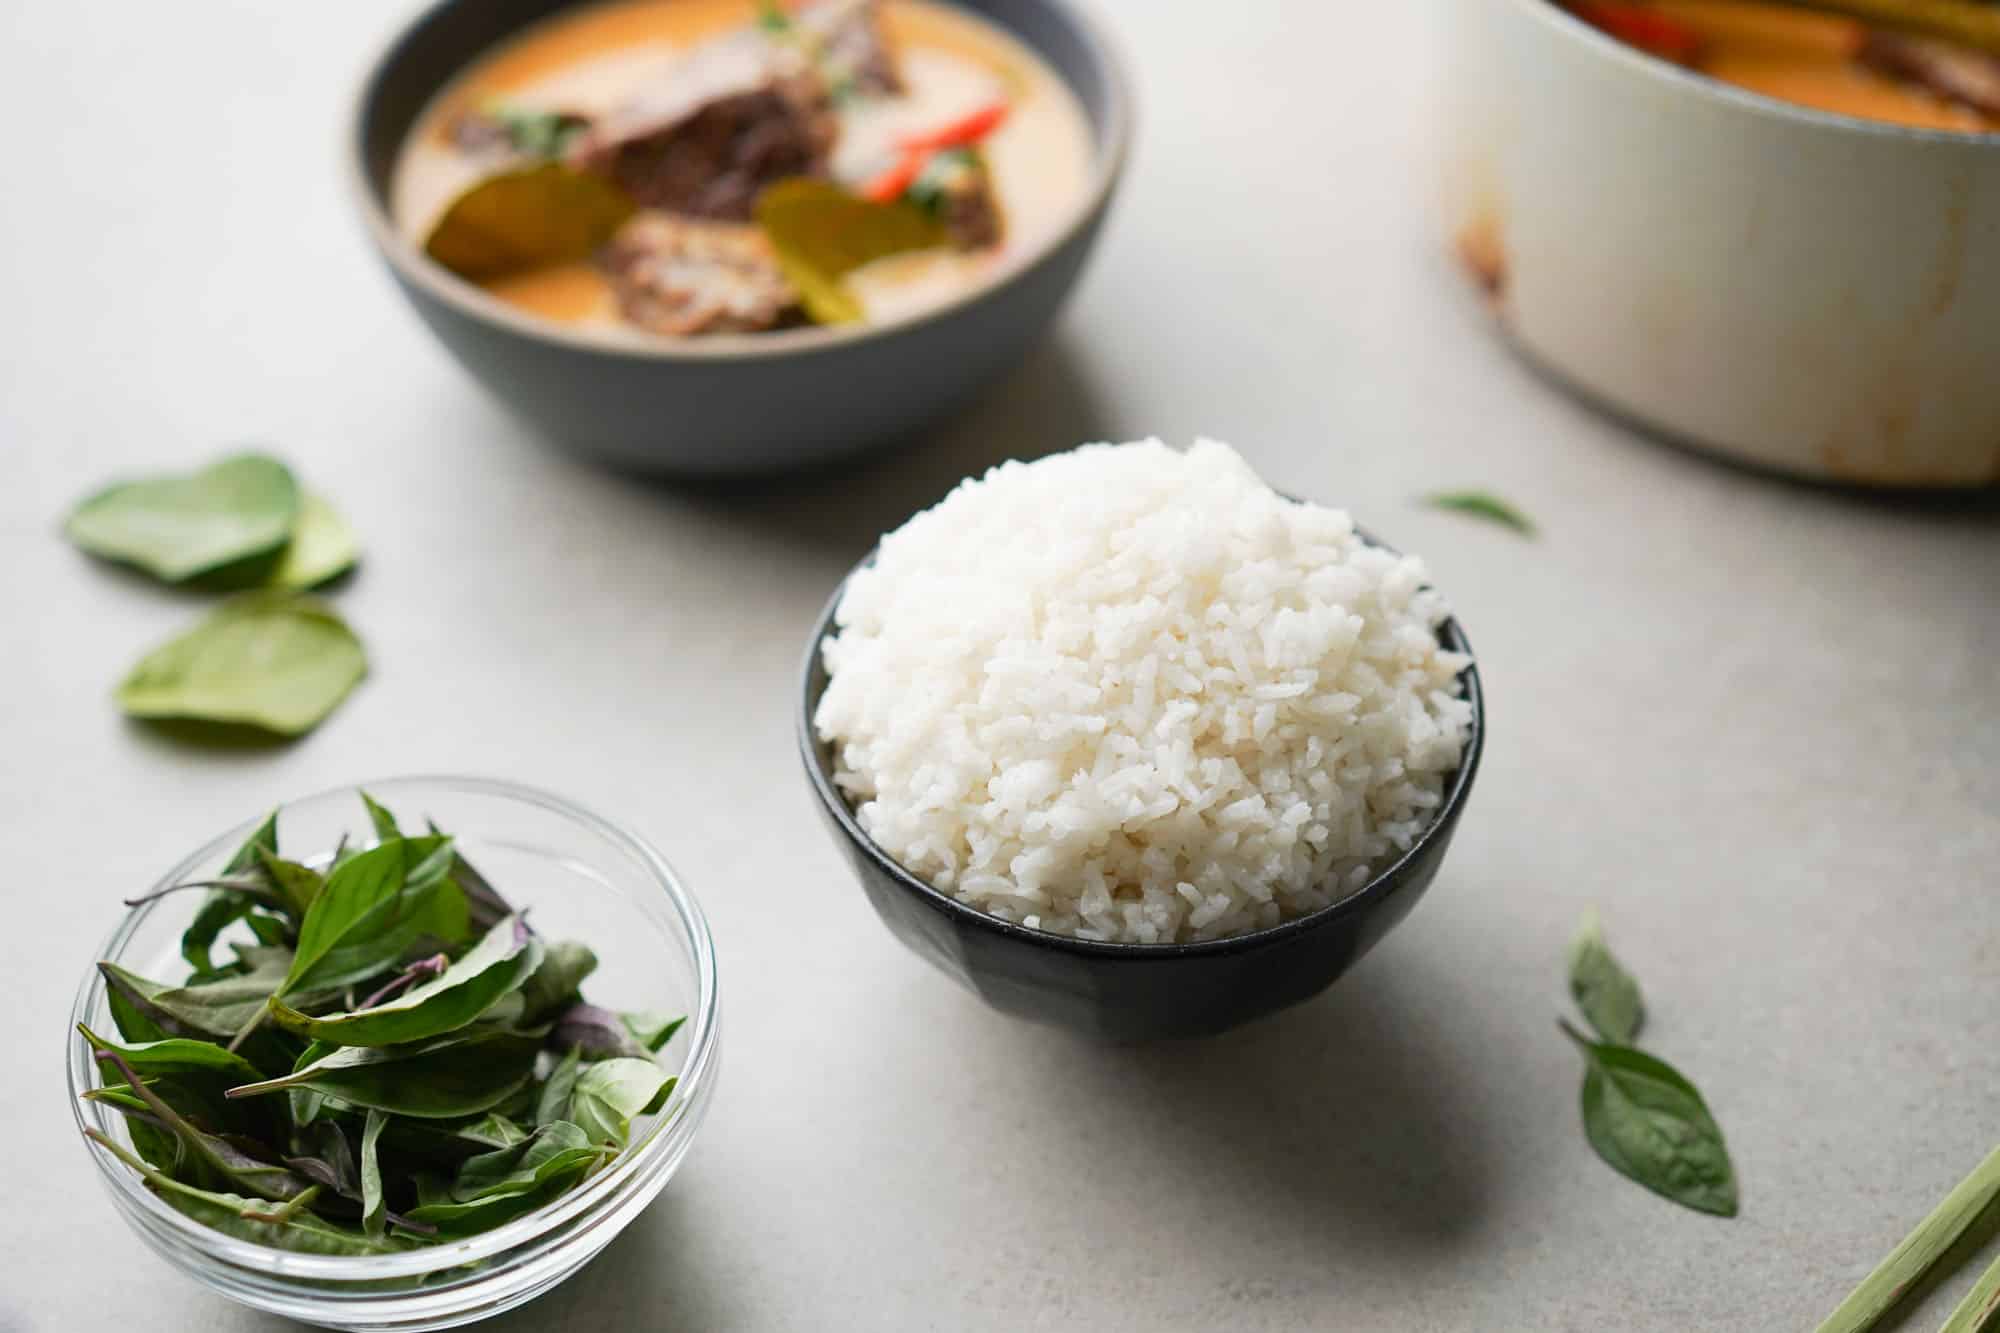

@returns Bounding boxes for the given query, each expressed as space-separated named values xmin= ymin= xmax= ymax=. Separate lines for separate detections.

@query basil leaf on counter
xmin=65 ymin=453 xmax=299 ymax=584
xmin=116 ymin=594 xmax=367 ymax=737
xmin=1561 ymin=1021 xmax=1738 ymax=1218
xmin=1569 ymin=908 xmax=1645 ymax=1046
xmin=1423 ymin=489 xmax=1537 ymax=537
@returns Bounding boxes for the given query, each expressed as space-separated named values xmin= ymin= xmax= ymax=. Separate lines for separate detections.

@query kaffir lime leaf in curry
xmin=753 ymin=178 xmax=945 ymax=324
xmin=65 ymin=453 xmax=300 ymax=584
xmin=423 ymin=162 xmax=638 ymax=283
xmin=116 ymin=594 xmax=367 ymax=737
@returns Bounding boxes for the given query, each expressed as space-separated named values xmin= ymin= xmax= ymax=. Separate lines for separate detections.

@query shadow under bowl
xmin=346 ymin=0 xmax=1133 ymax=478
xmin=796 ymin=539 xmax=1487 ymax=1043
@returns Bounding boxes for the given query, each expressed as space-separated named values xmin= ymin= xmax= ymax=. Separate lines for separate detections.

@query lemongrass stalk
xmin=1817 ymin=1145 xmax=2000 ymax=1333
xmin=1779 ymin=0 xmax=2000 ymax=56
xmin=1938 ymin=1250 xmax=2000 ymax=1333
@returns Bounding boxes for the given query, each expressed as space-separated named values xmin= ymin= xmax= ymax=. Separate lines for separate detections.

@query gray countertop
xmin=5 ymin=2 xmax=1998 ymax=1329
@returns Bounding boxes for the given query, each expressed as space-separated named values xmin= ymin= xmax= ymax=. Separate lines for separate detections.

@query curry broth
xmin=1653 ymin=2 xmax=1999 ymax=133
xmin=393 ymin=0 xmax=1094 ymax=337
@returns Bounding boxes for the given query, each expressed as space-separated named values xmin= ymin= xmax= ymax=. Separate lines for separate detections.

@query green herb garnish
xmin=480 ymin=102 xmax=589 ymax=159
xmin=1559 ymin=913 xmax=1738 ymax=1217
xmin=115 ymin=594 xmax=368 ymax=738
xmin=79 ymin=791 xmax=685 ymax=1250
xmin=1815 ymin=1145 xmax=2000 ymax=1333
xmin=1423 ymin=489 xmax=1537 ymax=537
xmin=904 ymin=147 xmax=981 ymax=219
xmin=755 ymin=0 xmax=792 ymax=32
xmin=1568 ymin=908 xmax=1644 ymax=1045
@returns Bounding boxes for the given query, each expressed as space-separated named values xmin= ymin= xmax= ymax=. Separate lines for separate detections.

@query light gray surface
xmin=3 ymin=2 xmax=1997 ymax=1330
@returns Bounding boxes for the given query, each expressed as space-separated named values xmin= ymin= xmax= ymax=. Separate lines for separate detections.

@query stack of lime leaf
xmin=63 ymin=453 xmax=365 ymax=737
xmin=79 ymin=791 xmax=682 ymax=1253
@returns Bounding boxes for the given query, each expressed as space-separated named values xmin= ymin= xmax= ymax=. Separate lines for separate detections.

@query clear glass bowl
xmin=65 ymin=776 xmax=721 ymax=1332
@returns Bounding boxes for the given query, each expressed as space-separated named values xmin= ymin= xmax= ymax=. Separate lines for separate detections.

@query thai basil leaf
xmin=448 ymin=1120 xmax=606 ymax=1203
xmin=1423 ymin=489 xmax=1537 ymax=536
xmin=86 ymin=1070 xmax=264 ymax=1139
xmin=282 ymin=840 xmax=410 ymax=996
xmin=89 ymin=1047 xmax=311 ymax=1202
xmin=569 ymin=1058 xmax=675 ymax=1150
xmin=360 ymin=1110 xmax=389 ymax=1239
xmin=518 ymin=940 xmax=598 ymax=1024
xmin=76 ymin=1022 xmax=264 ymax=1089
xmin=276 ymin=834 xmax=466 ymax=998
xmin=622 ymin=1012 xmax=686 ymax=1054
xmin=359 ymin=790 xmax=402 ymax=841
xmin=536 ymin=1047 xmax=582 ymax=1128
xmin=86 ymin=1132 xmax=412 ymax=1256
xmin=106 ymin=980 xmax=171 ymax=1044
xmin=116 ymin=593 xmax=367 ymax=737
xmin=400 ymin=1168 xmax=592 ymax=1236
xmin=286 ymin=1121 xmax=360 ymax=1200
xmin=383 ymin=1112 xmax=529 ymax=1166
xmin=243 ymin=913 xmax=292 ymax=947
xmin=181 ymin=810 xmax=279 ymax=976
xmin=256 ymin=849 xmax=325 ymax=919
xmin=97 ymin=959 xmax=299 ymax=1075
xmin=287 ymin=1039 xmax=337 ymax=1129
xmin=428 ymin=819 xmax=514 ymax=934
xmin=1562 ymin=1022 xmax=1738 ymax=1218
xmin=273 ymin=916 xmax=540 ymax=1047
xmin=227 ymin=1029 xmax=543 ymax=1120
xmin=550 ymin=1002 xmax=652 ymax=1061
xmin=1569 ymin=908 xmax=1645 ymax=1045
xmin=64 ymin=453 xmax=299 ymax=584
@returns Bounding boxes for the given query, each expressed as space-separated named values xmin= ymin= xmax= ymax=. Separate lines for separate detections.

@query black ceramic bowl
xmin=347 ymin=0 xmax=1132 ymax=477
xmin=797 ymin=537 xmax=1487 ymax=1042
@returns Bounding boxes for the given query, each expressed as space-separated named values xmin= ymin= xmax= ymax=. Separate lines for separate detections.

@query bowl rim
xmin=343 ymin=0 xmax=1137 ymax=362
xmin=796 ymin=518 xmax=1486 ymax=959
xmin=65 ymin=773 xmax=721 ymax=1282
xmin=1517 ymin=0 xmax=2000 ymax=146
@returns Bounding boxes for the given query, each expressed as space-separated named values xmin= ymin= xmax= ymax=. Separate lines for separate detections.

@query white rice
xmin=814 ymin=439 xmax=1473 ymax=944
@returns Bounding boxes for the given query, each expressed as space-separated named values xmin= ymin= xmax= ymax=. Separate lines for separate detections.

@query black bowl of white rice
xmin=798 ymin=439 xmax=1484 ymax=1040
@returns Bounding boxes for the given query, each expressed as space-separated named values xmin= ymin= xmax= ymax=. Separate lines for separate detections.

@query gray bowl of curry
xmin=349 ymin=0 xmax=1130 ymax=476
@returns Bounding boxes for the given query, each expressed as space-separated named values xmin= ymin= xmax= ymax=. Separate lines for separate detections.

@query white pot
xmin=1442 ymin=0 xmax=2000 ymax=487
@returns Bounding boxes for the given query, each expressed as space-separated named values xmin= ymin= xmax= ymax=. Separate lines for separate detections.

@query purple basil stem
xmin=357 ymin=953 xmax=449 ymax=1010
